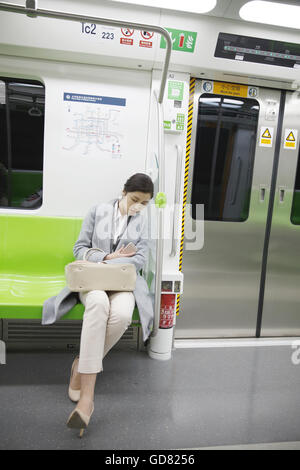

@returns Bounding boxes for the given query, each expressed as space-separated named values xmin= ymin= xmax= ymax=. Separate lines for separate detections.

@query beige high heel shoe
xmin=68 ymin=355 xmax=81 ymax=402
xmin=67 ymin=402 xmax=95 ymax=438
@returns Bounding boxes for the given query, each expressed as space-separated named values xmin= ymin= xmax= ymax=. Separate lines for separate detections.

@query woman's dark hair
xmin=123 ymin=173 xmax=154 ymax=199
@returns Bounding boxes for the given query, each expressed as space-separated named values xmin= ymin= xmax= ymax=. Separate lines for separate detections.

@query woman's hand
xmin=104 ymin=245 xmax=135 ymax=260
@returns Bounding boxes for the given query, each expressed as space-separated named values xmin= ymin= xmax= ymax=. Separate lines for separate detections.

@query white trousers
xmin=77 ymin=289 xmax=135 ymax=374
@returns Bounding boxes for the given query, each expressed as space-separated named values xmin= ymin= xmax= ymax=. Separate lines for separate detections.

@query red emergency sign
xmin=159 ymin=294 xmax=176 ymax=329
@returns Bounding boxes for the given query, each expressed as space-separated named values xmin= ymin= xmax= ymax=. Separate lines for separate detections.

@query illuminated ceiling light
xmin=240 ymin=1 xmax=300 ymax=29
xmin=224 ymin=99 xmax=244 ymax=105
xmin=111 ymin=0 xmax=217 ymax=14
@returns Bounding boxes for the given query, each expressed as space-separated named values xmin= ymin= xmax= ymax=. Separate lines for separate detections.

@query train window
xmin=291 ymin=145 xmax=300 ymax=225
xmin=0 ymin=77 xmax=44 ymax=210
xmin=191 ymin=94 xmax=259 ymax=221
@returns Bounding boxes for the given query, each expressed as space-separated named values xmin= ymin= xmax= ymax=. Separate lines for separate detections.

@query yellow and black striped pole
xmin=176 ymin=76 xmax=195 ymax=317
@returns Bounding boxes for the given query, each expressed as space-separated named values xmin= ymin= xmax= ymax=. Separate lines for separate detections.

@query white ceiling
xmin=206 ymin=0 xmax=300 ymax=22
xmin=8 ymin=0 xmax=300 ymax=31
xmin=107 ymin=0 xmax=300 ymax=29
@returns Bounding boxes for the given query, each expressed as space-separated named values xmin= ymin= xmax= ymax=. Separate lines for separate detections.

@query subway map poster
xmin=61 ymin=92 xmax=126 ymax=158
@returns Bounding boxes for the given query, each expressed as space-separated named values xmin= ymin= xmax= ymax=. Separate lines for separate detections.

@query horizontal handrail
xmin=0 ymin=1 xmax=172 ymax=103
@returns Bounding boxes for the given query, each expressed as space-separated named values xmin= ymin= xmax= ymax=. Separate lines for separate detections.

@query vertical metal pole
xmin=151 ymin=91 xmax=165 ymax=338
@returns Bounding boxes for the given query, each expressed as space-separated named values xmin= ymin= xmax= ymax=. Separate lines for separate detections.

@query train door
xmin=175 ymin=79 xmax=282 ymax=338
xmin=261 ymin=91 xmax=300 ymax=336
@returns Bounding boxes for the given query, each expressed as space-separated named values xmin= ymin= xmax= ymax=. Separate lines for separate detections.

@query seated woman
xmin=65 ymin=172 xmax=154 ymax=436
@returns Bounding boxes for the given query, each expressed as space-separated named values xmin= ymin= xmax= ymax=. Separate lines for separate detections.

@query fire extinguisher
xmin=179 ymin=33 xmax=185 ymax=48
xmin=159 ymin=294 xmax=176 ymax=329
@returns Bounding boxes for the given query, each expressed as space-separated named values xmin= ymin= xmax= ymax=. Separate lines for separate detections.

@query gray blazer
xmin=41 ymin=198 xmax=155 ymax=343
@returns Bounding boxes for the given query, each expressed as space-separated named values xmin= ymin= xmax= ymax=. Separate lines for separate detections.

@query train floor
xmin=1 ymin=343 xmax=300 ymax=450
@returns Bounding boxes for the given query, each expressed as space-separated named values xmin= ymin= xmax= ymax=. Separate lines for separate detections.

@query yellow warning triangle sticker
xmin=286 ymin=131 xmax=295 ymax=142
xmin=262 ymin=128 xmax=272 ymax=138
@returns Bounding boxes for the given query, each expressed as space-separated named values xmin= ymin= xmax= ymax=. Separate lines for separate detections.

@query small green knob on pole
xmin=155 ymin=192 xmax=167 ymax=208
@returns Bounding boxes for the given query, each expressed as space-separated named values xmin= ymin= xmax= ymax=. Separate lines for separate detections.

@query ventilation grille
xmin=1 ymin=320 xmax=138 ymax=351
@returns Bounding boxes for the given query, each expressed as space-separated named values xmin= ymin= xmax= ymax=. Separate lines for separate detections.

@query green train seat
xmin=0 ymin=214 xmax=141 ymax=325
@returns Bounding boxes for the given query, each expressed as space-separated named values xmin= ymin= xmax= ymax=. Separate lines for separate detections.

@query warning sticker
xmin=262 ymin=128 xmax=272 ymax=138
xmin=260 ymin=126 xmax=274 ymax=147
xmin=213 ymin=81 xmax=249 ymax=98
xmin=139 ymin=30 xmax=154 ymax=48
xmin=141 ymin=31 xmax=154 ymax=40
xmin=284 ymin=128 xmax=298 ymax=150
xmin=120 ymin=28 xmax=134 ymax=45
xmin=121 ymin=28 xmax=134 ymax=37
xmin=120 ymin=37 xmax=133 ymax=45
xmin=206 ymin=81 xmax=259 ymax=98
xmin=139 ymin=40 xmax=152 ymax=48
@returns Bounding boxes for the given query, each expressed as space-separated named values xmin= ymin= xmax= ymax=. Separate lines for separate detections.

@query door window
xmin=291 ymin=144 xmax=300 ymax=225
xmin=0 ymin=78 xmax=45 ymax=209
xmin=191 ymin=94 xmax=259 ymax=221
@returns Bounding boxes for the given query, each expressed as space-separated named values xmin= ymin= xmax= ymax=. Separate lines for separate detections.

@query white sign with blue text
xmin=62 ymin=92 xmax=126 ymax=158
